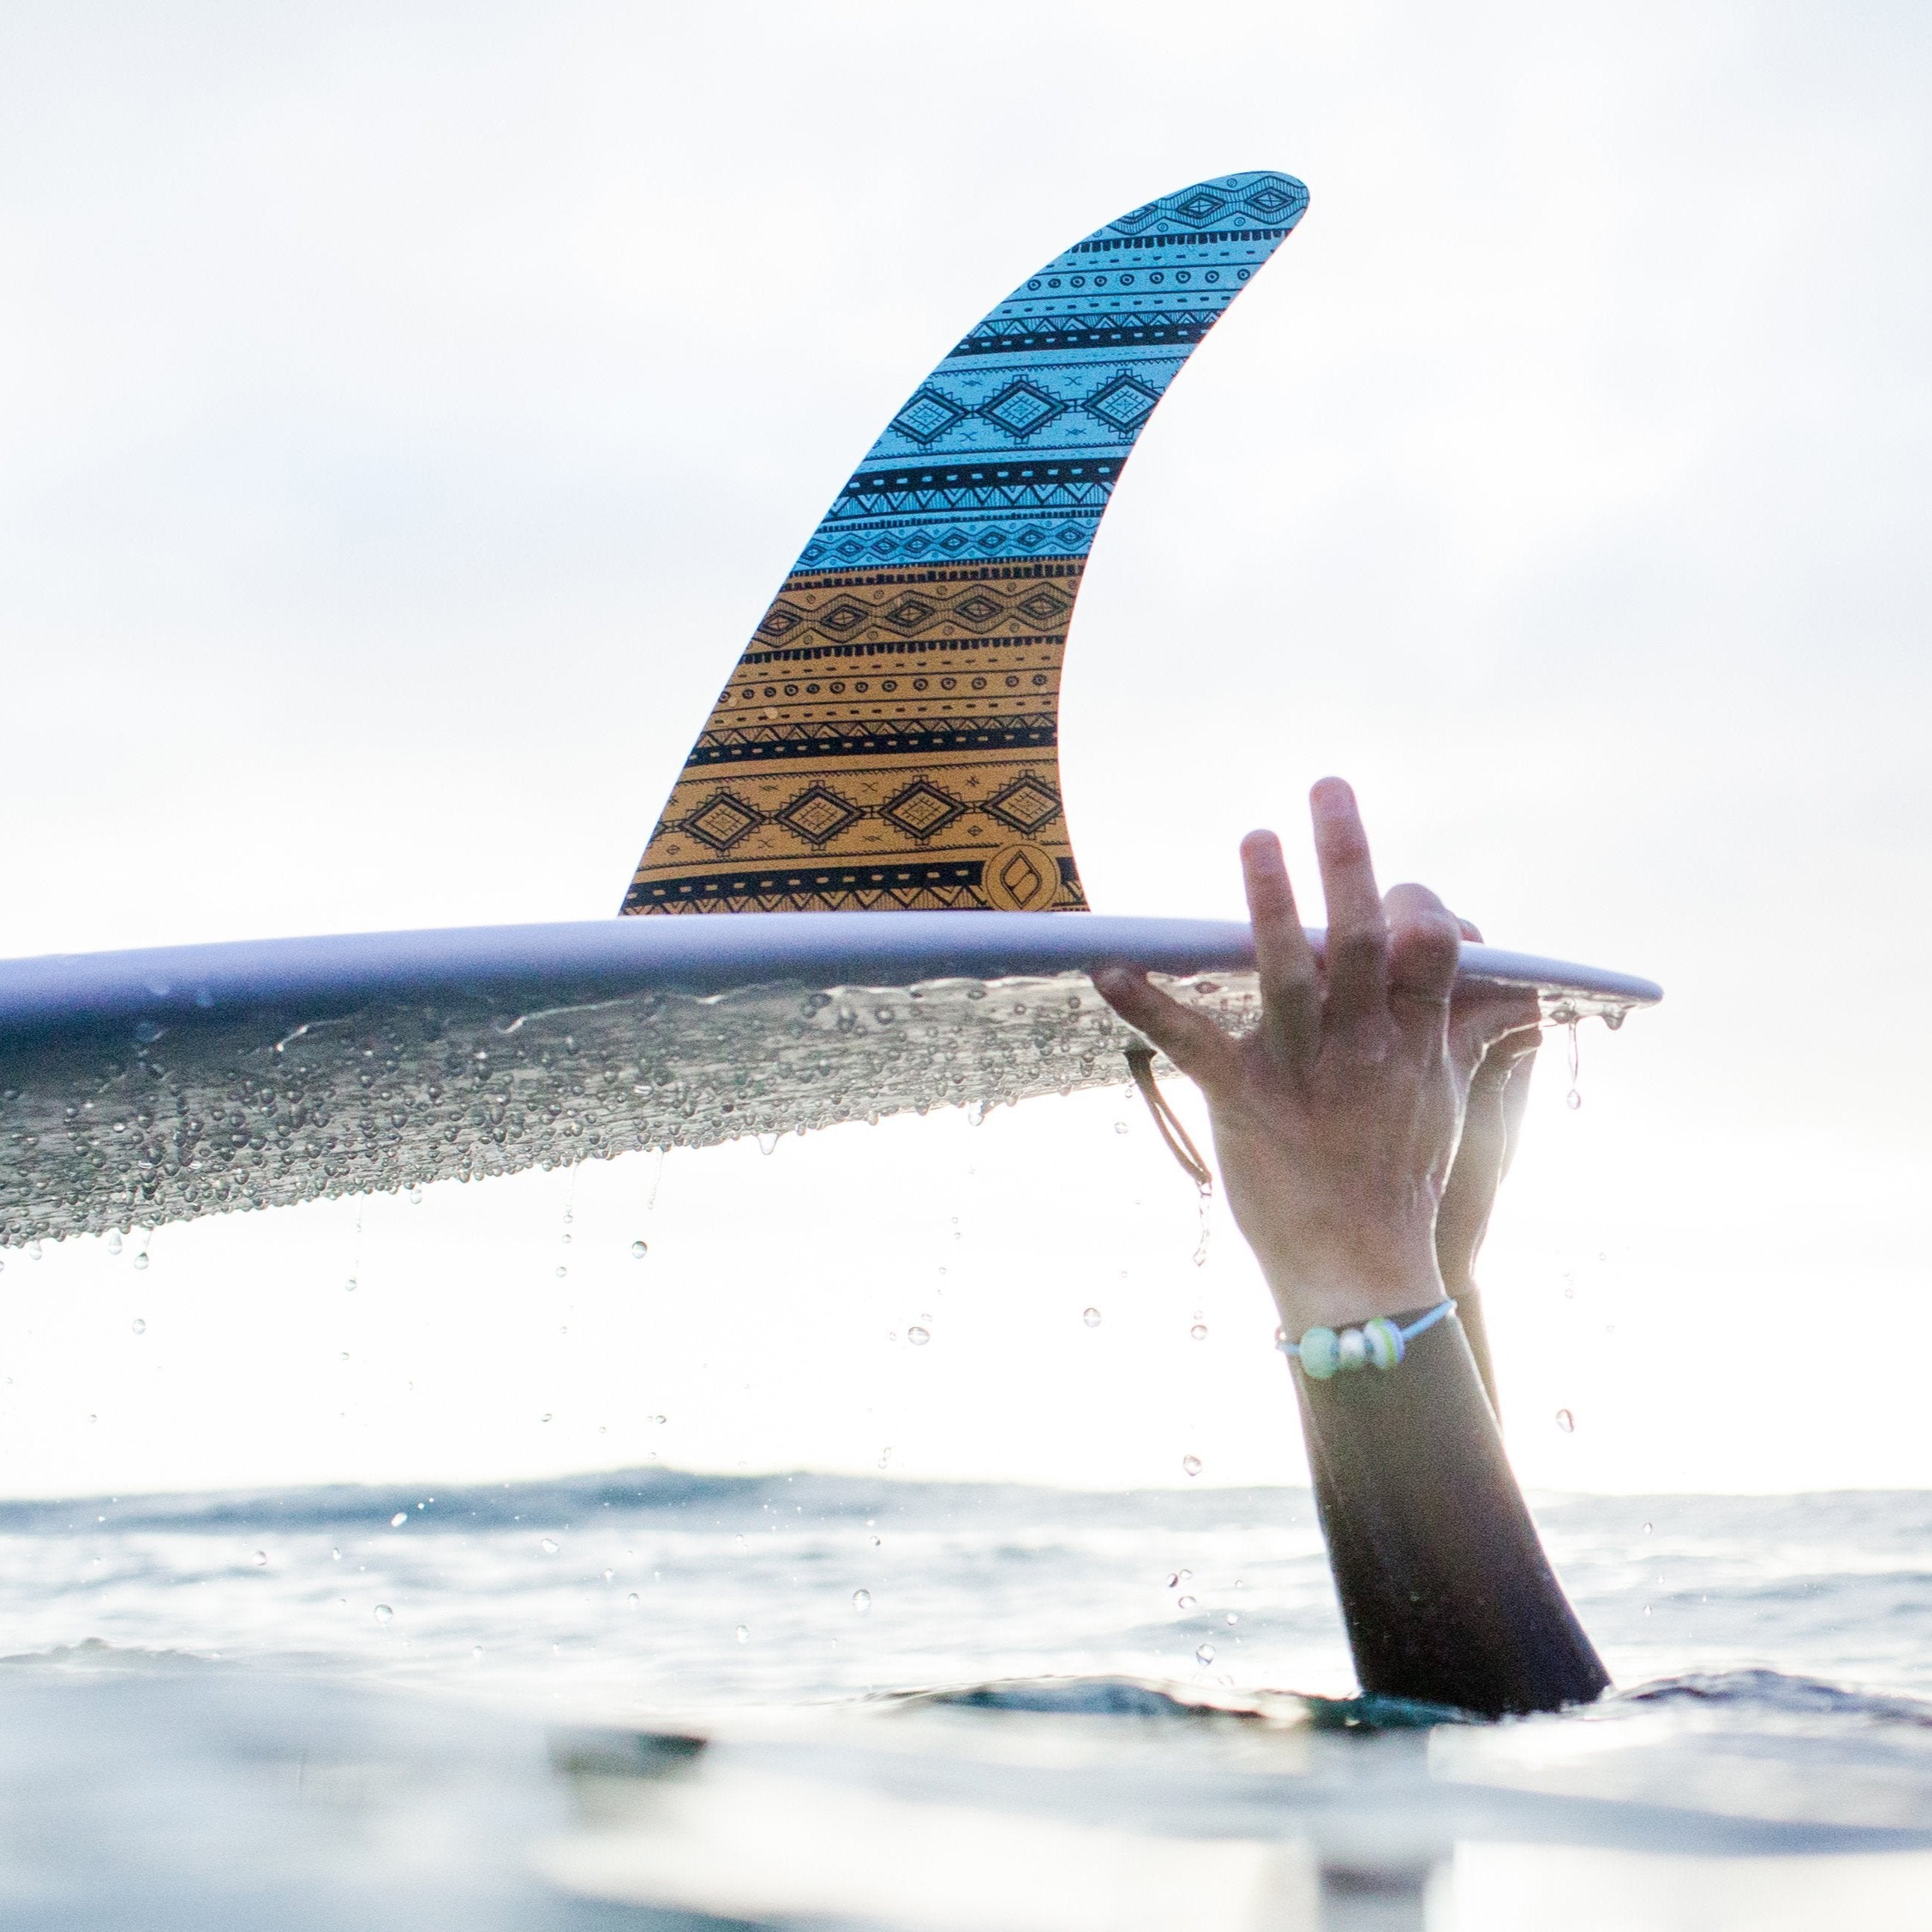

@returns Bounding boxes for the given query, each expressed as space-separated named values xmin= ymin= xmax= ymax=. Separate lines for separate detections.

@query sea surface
xmin=4 ymin=1472 xmax=1932 ymax=1928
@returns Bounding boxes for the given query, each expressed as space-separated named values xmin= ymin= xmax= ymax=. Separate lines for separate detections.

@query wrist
xmin=1261 ymin=1247 xmax=1447 ymax=1337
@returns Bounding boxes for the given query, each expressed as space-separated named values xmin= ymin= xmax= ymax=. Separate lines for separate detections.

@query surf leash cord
xmin=1122 ymin=1043 xmax=1214 ymax=1190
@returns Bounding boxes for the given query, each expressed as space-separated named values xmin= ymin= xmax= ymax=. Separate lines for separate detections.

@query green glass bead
xmin=1298 ymin=1327 xmax=1341 ymax=1380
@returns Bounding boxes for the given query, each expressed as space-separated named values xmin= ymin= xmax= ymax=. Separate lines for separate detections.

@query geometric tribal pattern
xmin=623 ymin=170 xmax=1309 ymax=914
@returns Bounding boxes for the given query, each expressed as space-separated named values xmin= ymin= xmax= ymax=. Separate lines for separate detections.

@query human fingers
xmin=1497 ymin=1036 xmax=1539 ymax=1181
xmin=1241 ymin=829 xmax=1319 ymax=1064
xmin=1448 ymin=989 xmax=1541 ymax=1079
xmin=1309 ymin=777 xmax=1387 ymax=1025
xmin=1384 ymin=881 xmax=1461 ymax=1015
xmin=1092 ymin=967 xmax=1238 ymax=1093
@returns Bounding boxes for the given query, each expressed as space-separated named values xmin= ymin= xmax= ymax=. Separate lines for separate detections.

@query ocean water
xmin=6 ymin=1471 xmax=1932 ymax=1928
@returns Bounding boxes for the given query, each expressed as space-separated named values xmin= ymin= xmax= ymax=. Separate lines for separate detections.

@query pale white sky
xmin=2 ymin=1 xmax=1929 ymax=1496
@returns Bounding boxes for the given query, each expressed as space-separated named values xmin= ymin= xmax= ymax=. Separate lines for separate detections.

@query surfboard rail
xmin=0 ymin=914 xmax=1661 ymax=1039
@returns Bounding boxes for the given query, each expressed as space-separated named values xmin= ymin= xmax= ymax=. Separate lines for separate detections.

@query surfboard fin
xmin=621 ymin=170 xmax=1309 ymax=916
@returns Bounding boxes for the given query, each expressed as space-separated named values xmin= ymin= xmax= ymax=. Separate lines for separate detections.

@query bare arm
xmin=1094 ymin=780 xmax=1605 ymax=1716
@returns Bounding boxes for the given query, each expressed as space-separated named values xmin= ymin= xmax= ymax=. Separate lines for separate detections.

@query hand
xmin=1436 ymin=934 xmax=1541 ymax=1294
xmin=1093 ymin=779 xmax=1532 ymax=1337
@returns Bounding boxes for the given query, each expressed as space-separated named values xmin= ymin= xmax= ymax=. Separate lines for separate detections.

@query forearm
xmin=1444 ymin=1277 xmax=1502 ymax=1422
xmin=1291 ymin=1305 xmax=1607 ymax=1717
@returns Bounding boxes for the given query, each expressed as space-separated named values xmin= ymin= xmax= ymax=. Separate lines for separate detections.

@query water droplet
xmin=1178 ymin=1594 xmax=1197 ymax=1610
xmin=130 ymin=1318 xmax=145 ymax=1336
xmin=1189 ymin=1322 xmax=1208 ymax=1341
xmin=539 ymin=1537 xmax=559 ymax=1554
xmin=630 ymin=1240 xmax=648 ymax=1259
xmin=540 ymin=1412 xmax=552 ymax=1423
xmin=106 ymin=1231 xmax=122 ymax=1255
xmin=27 ymin=1242 xmax=42 ymax=1262
xmin=373 ymin=1604 xmax=394 ymax=1626
xmin=1166 ymin=1573 xmax=1180 ymax=1588
xmin=344 ymin=1277 xmax=357 ymax=1293
xmin=132 ymin=1254 xmax=148 ymax=1271
xmin=471 ymin=1645 xmax=485 ymax=1660
xmin=1113 ymin=1120 xmax=1129 ymax=1135
xmin=1194 ymin=1643 xmax=1215 ymax=1666
xmin=757 ymin=1133 xmax=779 ymax=1156
xmin=626 ymin=1592 xmax=640 ymax=1610
xmin=1083 ymin=1306 xmax=1101 ymax=1328
xmin=1225 ymin=1612 xmax=1238 ymax=1625
xmin=852 ymin=1589 xmax=872 ymax=1612
xmin=1555 ymin=1408 xmax=1576 ymax=1434
xmin=734 ymin=1624 xmax=749 ymax=1644
xmin=408 ymin=1187 xmax=423 ymax=1205
xmin=1643 ymin=1604 xmax=1652 ymax=1617
xmin=907 ymin=1326 xmax=930 ymax=1346
xmin=1642 ymin=1520 xmax=1653 ymax=1534
xmin=390 ymin=1511 xmax=408 ymax=1528
xmin=251 ymin=1550 xmax=267 ymax=1567
xmin=1181 ymin=1455 xmax=1202 ymax=1477
xmin=602 ymin=1568 xmax=614 ymax=1582
xmin=331 ymin=1547 xmax=340 ymax=1561
xmin=1565 ymin=1089 xmax=1583 ymax=1110
xmin=554 ymin=1265 xmax=568 ymax=1279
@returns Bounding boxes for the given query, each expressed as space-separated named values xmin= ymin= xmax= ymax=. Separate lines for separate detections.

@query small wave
xmin=1612 ymin=1666 xmax=1932 ymax=1728
xmin=0 ymin=1467 xmax=1305 ymax=1537
xmin=884 ymin=1673 xmax=1468 ymax=1731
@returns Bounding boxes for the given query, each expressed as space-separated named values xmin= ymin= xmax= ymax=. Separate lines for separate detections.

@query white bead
xmin=1337 ymin=1327 xmax=1370 ymax=1372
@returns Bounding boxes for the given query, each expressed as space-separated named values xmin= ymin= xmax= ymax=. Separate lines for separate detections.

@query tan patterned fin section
xmin=624 ymin=560 xmax=1086 ymax=913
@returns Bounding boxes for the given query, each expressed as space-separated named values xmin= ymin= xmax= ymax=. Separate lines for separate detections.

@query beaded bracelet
xmin=1276 ymin=1300 xmax=1455 ymax=1381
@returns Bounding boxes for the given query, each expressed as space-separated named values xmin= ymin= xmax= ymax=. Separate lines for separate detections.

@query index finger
xmin=1240 ymin=829 xmax=1318 ymax=1063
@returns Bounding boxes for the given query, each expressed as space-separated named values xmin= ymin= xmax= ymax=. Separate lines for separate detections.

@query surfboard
xmin=0 ymin=914 xmax=1659 ymax=1248
xmin=0 ymin=168 xmax=1664 ymax=1250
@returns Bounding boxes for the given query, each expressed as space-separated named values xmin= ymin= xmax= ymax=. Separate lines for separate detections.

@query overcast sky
xmin=3 ymin=1 xmax=1929 ymax=1497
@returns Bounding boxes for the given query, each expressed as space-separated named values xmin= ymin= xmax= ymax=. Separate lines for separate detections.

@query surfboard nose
xmin=622 ymin=170 xmax=1310 ymax=917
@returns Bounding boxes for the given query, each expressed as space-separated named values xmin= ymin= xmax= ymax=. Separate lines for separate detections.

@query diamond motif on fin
xmin=684 ymin=792 xmax=762 ymax=852
xmin=774 ymin=785 xmax=862 ymax=847
xmin=880 ymin=781 xmax=967 ymax=841
xmin=1173 ymin=189 xmax=1231 ymax=225
xmin=892 ymin=388 xmax=969 ymax=445
xmin=979 ymin=379 xmax=1065 ymax=438
xmin=985 ymin=775 xmax=1062 ymax=836
xmin=1085 ymin=373 xmax=1162 ymax=435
